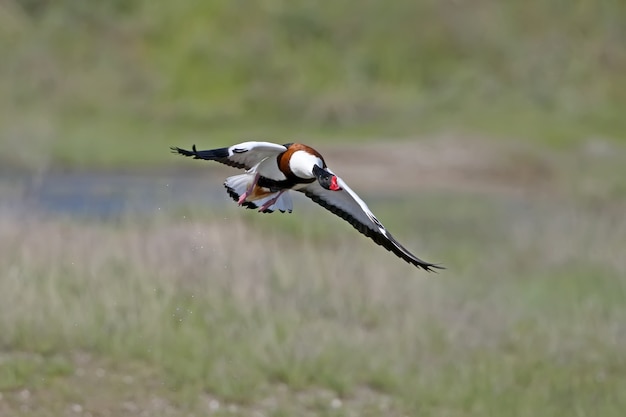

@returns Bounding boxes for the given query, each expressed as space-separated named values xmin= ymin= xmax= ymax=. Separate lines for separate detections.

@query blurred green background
xmin=1 ymin=1 xmax=625 ymax=416
xmin=1 ymin=0 xmax=624 ymax=169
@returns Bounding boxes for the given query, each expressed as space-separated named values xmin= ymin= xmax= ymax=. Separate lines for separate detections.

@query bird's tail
xmin=224 ymin=173 xmax=293 ymax=213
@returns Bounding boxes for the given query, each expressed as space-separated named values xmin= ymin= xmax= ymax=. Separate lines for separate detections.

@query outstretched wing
xmin=298 ymin=171 xmax=443 ymax=271
xmin=171 ymin=141 xmax=288 ymax=170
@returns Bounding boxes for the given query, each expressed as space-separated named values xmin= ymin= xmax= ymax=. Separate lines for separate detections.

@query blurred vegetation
xmin=1 ymin=191 xmax=625 ymax=415
xmin=1 ymin=0 xmax=625 ymax=169
xmin=2 ymin=2 xmax=625 ymax=414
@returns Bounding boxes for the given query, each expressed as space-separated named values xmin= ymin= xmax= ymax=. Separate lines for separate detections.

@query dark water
xmin=0 ymin=171 xmax=229 ymax=219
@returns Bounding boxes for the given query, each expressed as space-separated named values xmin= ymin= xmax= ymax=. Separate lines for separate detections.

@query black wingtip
xmin=421 ymin=263 xmax=445 ymax=273
xmin=170 ymin=145 xmax=199 ymax=158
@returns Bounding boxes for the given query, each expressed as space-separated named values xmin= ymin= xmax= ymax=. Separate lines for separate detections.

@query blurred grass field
xmin=2 ymin=140 xmax=626 ymax=416
xmin=1 ymin=185 xmax=625 ymax=416
xmin=1 ymin=0 xmax=626 ymax=416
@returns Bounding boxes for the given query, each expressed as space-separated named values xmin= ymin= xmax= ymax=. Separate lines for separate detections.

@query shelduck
xmin=171 ymin=141 xmax=443 ymax=271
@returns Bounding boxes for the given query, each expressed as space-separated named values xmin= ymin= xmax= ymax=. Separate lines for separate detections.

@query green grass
xmin=0 ymin=354 xmax=72 ymax=392
xmin=1 ymin=0 xmax=625 ymax=169
xmin=1 ymin=183 xmax=625 ymax=415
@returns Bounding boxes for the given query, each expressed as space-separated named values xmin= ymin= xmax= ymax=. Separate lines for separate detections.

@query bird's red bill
xmin=329 ymin=176 xmax=341 ymax=191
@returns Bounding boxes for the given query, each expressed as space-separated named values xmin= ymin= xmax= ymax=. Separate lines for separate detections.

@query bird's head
xmin=313 ymin=165 xmax=342 ymax=191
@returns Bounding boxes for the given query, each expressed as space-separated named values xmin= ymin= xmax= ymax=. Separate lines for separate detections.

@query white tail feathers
xmin=224 ymin=173 xmax=293 ymax=213
xmin=253 ymin=191 xmax=293 ymax=213
xmin=224 ymin=173 xmax=251 ymax=198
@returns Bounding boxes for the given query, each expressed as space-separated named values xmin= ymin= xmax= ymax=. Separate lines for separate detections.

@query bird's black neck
xmin=258 ymin=176 xmax=315 ymax=192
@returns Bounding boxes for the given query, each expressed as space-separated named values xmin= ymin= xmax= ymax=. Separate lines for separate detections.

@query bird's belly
xmin=247 ymin=185 xmax=275 ymax=201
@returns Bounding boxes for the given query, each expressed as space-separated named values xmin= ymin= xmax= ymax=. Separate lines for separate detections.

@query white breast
xmin=289 ymin=150 xmax=323 ymax=179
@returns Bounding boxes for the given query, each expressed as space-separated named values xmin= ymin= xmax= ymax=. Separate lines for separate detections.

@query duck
xmin=171 ymin=141 xmax=443 ymax=271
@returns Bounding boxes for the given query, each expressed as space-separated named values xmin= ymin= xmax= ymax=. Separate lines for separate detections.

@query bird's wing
xmin=171 ymin=141 xmax=288 ymax=170
xmin=298 ymin=170 xmax=443 ymax=271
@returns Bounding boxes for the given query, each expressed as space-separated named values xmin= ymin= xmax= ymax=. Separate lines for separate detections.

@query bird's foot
xmin=258 ymin=191 xmax=285 ymax=212
xmin=237 ymin=192 xmax=249 ymax=205
xmin=238 ymin=173 xmax=260 ymax=206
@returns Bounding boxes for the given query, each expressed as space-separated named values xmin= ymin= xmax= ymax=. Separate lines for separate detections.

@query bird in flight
xmin=171 ymin=141 xmax=443 ymax=271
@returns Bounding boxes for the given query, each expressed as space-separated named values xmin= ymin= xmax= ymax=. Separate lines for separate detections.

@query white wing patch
xmin=171 ymin=141 xmax=287 ymax=171
xmin=301 ymin=177 xmax=384 ymax=236
xmin=228 ymin=141 xmax=288 ymax=170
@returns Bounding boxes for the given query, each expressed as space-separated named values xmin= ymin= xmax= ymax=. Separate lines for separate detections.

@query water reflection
xmin=0 ymin=171 xmax=227 ymax=219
